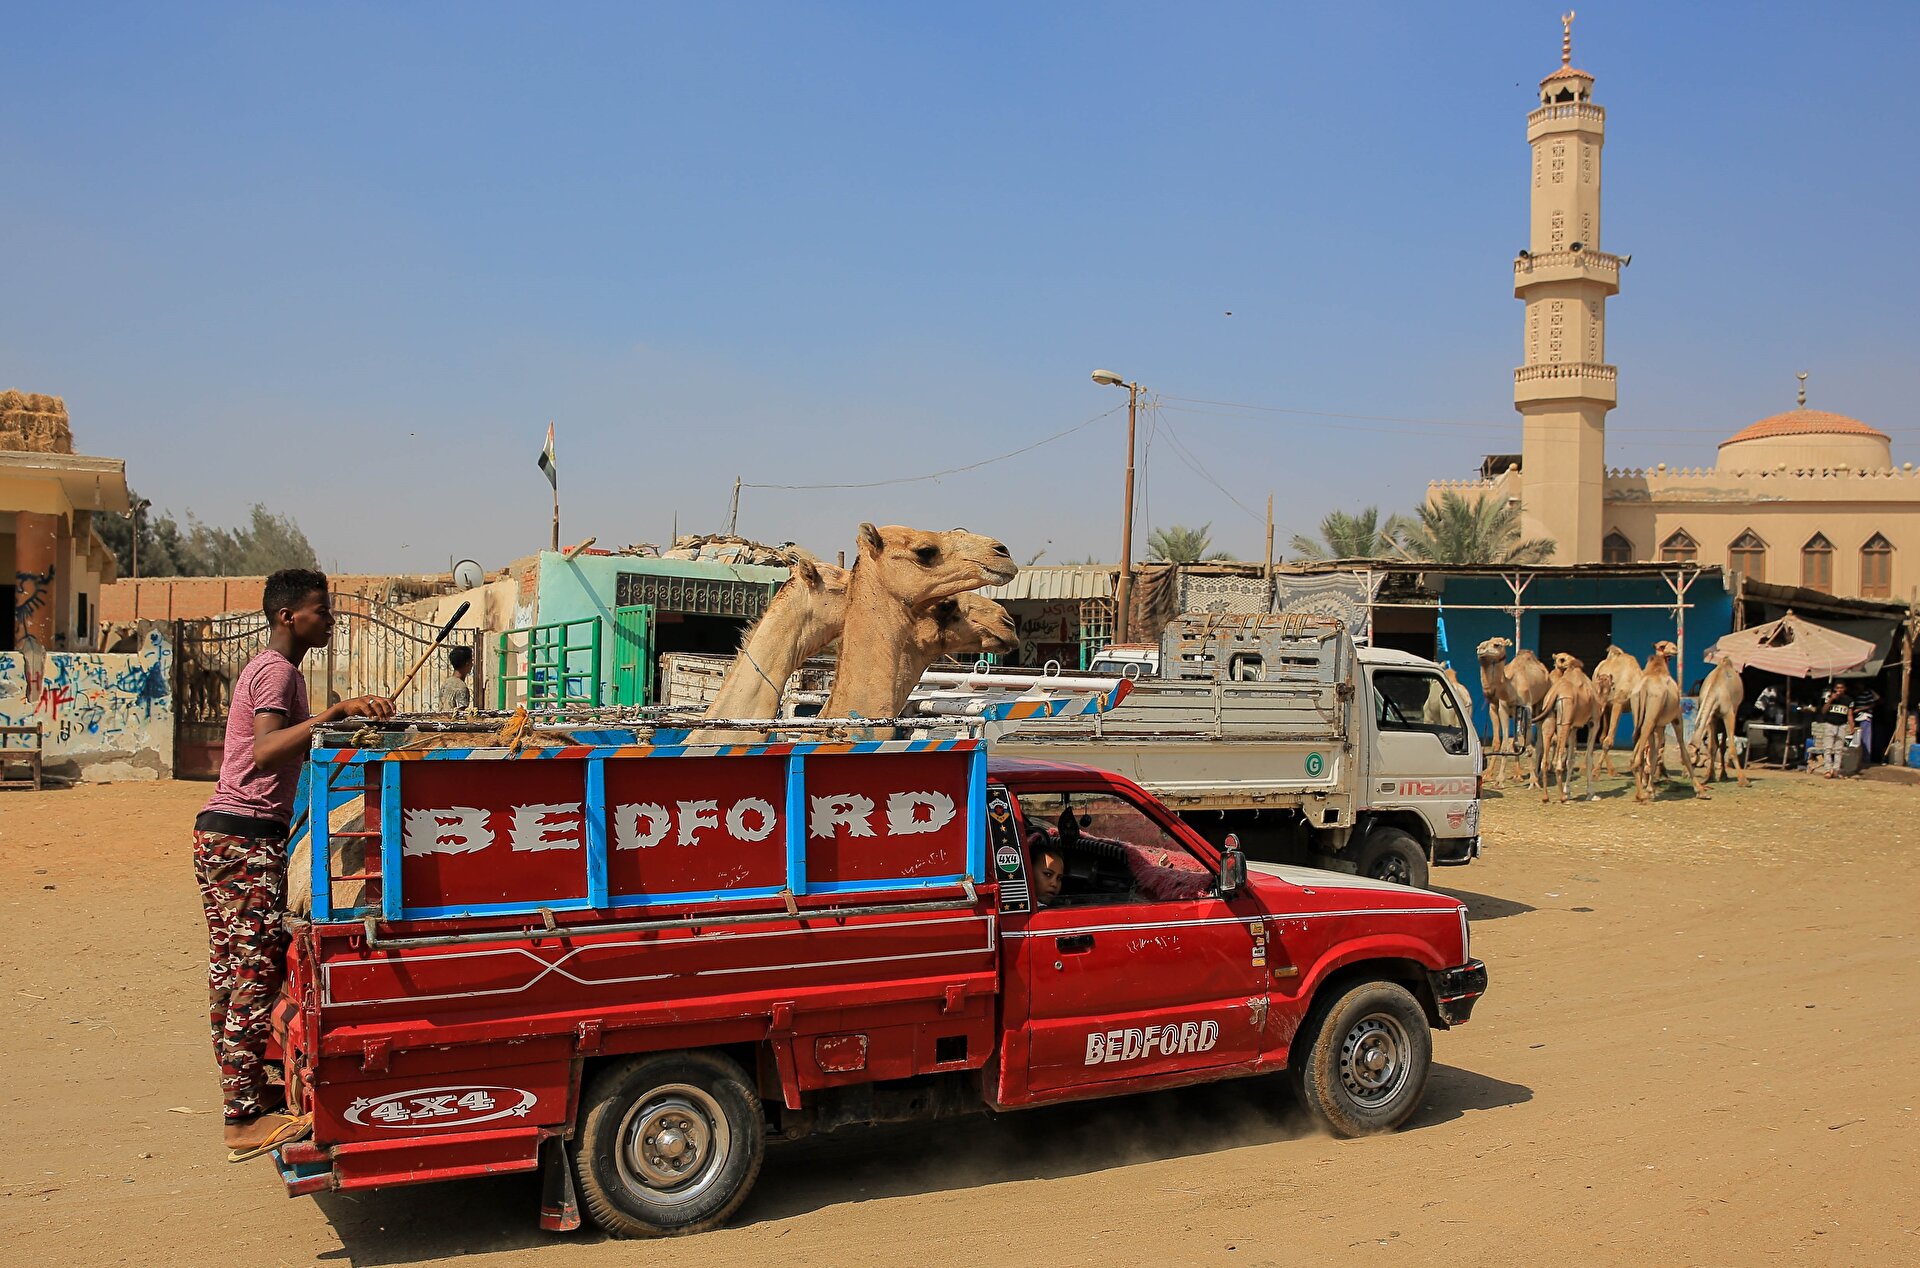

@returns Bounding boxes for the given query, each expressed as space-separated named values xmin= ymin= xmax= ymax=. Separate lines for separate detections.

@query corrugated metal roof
xmin=981 ymin=566 xmax=1115 ymax=602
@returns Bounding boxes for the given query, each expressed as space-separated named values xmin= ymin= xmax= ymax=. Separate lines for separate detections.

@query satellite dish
xmin=452 ymin=559 xmax=486 ymax=590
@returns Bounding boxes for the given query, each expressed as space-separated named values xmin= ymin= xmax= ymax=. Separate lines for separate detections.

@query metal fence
xmin=172 ymin=592 xmax=482 ymax=779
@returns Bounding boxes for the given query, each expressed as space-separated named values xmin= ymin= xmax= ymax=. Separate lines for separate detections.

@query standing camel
xmin=1692 ymin=650 xmax=1750 ymax=787
xmin=1589 ymin=645 xmax=1644 ymax=777
xmin=1535 ymin=653 xmax=1601 ymax=802
xmin=823 ymin=524 xmax=1018 ymax=729
xmin=1629 ymin=640 xmax=1711 ymax=802
xmin=1507 ymin=646 xmax=1552 ymax=788
xmin=1476 ymin=638 xmax=1522 ymax=787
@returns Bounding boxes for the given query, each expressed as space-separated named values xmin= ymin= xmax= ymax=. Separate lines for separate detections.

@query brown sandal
xmin=226 ymin=1113 xmax=312 ymax=1163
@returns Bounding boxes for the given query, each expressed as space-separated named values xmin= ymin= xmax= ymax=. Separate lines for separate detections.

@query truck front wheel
xmin=574 ymin=1051 xmax=766 ymax=1238
xmin=1292 ymin=980 xmax=1433 ymax=1137
xmin=1356 ymin=827 xmax=1429 ymax=889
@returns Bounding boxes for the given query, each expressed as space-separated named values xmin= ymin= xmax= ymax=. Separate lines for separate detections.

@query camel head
xmin=927 ymin=594 xmax=1019 ymax=657
xmin=1652 ymin=640 xmax=1679 ymax=661
xmin=1476 ymin=637 xmax=1514 ymax=665
xmin=854 ymin=523 xmax=1018 ymax=603
xmin=1552 ymin=652 xmax=1585 ymax=674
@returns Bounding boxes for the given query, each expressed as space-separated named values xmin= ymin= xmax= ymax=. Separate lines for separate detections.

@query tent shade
xmin=1713 ymin=610 xmax=1876 ymax=679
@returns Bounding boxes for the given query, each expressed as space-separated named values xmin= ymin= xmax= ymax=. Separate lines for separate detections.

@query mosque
xmin=1429 ymin=16 xmax=1917 ymax=600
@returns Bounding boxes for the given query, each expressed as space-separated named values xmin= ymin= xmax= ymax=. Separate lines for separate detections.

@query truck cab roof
xmin=1353 ymin=645 xmax=1450 ymax=670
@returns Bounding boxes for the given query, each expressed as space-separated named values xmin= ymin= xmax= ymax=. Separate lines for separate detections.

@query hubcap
xmin=1338 ymin=1012 xmax=1413 ymax=1107
xmin=615 ymin=1084 xmax=730 ymax=1206
xmin=1370 ymin=854 xmax=1411 ymax=885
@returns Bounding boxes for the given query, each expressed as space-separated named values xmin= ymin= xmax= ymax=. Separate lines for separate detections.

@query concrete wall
xmin=1435 ymin=572 xmax=1734 ymax=745
xmin=0 ymin=628 xmax=173 ymax=781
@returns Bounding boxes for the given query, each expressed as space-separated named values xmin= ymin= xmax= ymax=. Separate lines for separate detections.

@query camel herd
xmin=1475 ymin=636 xmax=1749 ymax=804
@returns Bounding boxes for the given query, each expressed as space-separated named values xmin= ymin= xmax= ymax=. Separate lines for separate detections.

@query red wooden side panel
xmin=399 ymin=763 xmax=591 ymax=910
xmin=804 ymin=752 xmax=970 ymax=888
xmin=604 ymin=755 xmax=789 ymax=898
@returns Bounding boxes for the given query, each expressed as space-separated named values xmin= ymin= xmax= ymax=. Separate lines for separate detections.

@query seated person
xmin=1027 ymin=833 xmax=1066 ymax=907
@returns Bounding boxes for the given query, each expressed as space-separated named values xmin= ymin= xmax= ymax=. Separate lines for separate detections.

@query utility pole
xmin=727 ymin=477 xmax=742 ymax=537
xmin=1115 ymin=381 xmax=1139 ymax=643
xmin=128 ymin=497 xmax=151 ymax=581
xmin=1265 ymin=492 xmax=1276 ymax=591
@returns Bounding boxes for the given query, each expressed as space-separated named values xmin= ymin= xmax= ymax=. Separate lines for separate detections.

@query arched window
xmin=1861 ymin=533 xmax=1894 ymax=598
xmin=1728 ymin=529 xmax=1767 ymax=581
xmin=1602 ymin=531 xmax=1634 ymax=564
xmin=1801 ymin=534 xmax=1834 ymax=592
xmin=1659 ymin=529 xmax=1698 ymax=564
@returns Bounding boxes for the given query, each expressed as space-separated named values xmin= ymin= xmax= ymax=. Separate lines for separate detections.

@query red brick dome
xmin=1719 ymin=409 xmax=1888 ymax=449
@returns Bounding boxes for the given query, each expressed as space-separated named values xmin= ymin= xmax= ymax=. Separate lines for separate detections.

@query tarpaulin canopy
xmin=1713 ymin=610 xmax=1876 ymax=679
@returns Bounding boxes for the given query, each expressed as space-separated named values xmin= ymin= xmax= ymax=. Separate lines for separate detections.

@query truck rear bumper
xmin=1429 ymin=959 xmax=1488 ymax=1025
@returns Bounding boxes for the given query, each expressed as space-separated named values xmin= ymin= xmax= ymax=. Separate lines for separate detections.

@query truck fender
xmin=1289 ymin=934 xmax=1449 ymax=1033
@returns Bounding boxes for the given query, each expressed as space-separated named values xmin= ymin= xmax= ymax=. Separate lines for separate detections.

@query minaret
xmin=1513 ymin=12 xmax=1619 ymax=563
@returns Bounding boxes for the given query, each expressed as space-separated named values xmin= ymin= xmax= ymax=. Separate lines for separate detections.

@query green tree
xmin=1147 ymin=523 xmax=1233 ymax=563
xmin=1289 ymin=506 xmax=1397 ymax=560
xmin=97 ymin=491 xmax=319 ymax=577
xmin=1392 ymin=491 xmax=1556 ymax=564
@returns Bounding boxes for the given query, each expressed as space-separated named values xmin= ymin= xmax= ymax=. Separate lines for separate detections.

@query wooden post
xmin=727 ymin=477 xmax=742 ymax=537
xmin=1264 ymin=493 xmax=1275 ymax=591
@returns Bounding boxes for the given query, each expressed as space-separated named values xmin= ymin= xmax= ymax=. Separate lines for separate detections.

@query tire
xmin=1292 ymin=980 xmax=1434 ymax=1137
xmin=1355 ymin=827 xmax=1429 ymax=890
xmin=573 ymin=1050 xmax=766 ymax=1238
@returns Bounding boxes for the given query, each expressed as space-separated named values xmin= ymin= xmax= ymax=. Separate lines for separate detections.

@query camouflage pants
xmin=193 ymin=831 xmax=289 ymax=1122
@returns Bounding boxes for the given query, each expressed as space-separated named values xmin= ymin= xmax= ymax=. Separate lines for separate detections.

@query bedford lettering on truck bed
xmin=271 ymin=693 xmax=1486 ymax=1239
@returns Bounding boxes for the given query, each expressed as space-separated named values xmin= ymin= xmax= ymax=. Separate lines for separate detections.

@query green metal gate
xmin=612 ymin=604 xmax=655 ymax=706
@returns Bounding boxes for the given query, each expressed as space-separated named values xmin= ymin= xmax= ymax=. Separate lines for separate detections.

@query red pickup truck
xmin=275 ymin=712 xmax=1486 ymax=1238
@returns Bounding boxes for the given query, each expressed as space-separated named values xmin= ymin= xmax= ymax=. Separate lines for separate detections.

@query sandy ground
xmin=2 ymin=770 xmax=1916 ymax=1267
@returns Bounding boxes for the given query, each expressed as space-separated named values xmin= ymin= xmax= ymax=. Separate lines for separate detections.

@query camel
xmin=822 ymin=523 xmax=1018 ymax=729
xmin=1507 ymin=647 xmax=1551 ymax=787
xmin=684 ymin=557 xmax=852 ymax=744
xmin=891 ymin=594 xmax=1019 ymax=702
xmin=1534 ymin=653 xmax=1601 ymax=802
xmin=1589 ymin=645 xmax=1644 ymax=777
xmin=1476 ymin=638 xmax=1523 ymax=787
xmin=1629 ymin=640 xmax=1710 ymax=802
xmin=1692 ymin=650 xmax=1750 ymax=787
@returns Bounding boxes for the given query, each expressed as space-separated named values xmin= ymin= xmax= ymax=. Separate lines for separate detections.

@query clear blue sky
xmin=6 ymin=2 xmax=1916 ymax=572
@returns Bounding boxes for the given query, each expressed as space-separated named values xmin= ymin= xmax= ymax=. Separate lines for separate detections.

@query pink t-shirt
xmin=202 ymin=648 xmax=311 ymax=826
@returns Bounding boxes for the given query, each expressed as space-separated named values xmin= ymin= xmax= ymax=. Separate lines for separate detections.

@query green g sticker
xmin=1305 ymin=752 xmax=1325 ymax=777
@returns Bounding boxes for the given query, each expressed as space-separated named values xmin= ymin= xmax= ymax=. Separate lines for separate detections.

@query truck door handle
xmin=1055 ymin=934 xmax=1094 ymax=954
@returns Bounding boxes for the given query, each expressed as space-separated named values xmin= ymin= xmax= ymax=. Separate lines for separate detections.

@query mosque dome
xmin=1715 ymin=382 xmax=1892 ymax=472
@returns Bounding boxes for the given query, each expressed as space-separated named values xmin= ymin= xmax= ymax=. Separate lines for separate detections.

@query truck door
xmin=1006 ymin=786 xmax=1269 ymax=1098
xmin=1364 ymin=666 xmax=1478 ymax=825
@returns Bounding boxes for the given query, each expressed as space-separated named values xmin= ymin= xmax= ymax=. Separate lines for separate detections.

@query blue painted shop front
xmin=1428 ymin=570 xmax=1735 ymax=746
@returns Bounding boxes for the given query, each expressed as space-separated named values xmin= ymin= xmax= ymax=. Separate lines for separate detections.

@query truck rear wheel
xmin=1356 ymin=827 xmax=1428 ymax=889
xmin=1292 ymin=980 xmax=1433 ymax=1137
xmin=573 ymin=1051 xmax=765 ymax=1238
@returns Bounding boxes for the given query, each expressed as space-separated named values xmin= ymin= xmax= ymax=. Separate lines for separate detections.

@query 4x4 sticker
xmin=345 ymin=1085 xmax=536 ymax=1129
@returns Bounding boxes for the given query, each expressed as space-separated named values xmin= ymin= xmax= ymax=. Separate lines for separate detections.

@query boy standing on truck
xmin=193 ymin=569 xmax=394 ymax=1161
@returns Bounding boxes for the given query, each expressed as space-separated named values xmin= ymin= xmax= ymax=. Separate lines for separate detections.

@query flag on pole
xmin=537 ymin=422 xmax=557 ymax=488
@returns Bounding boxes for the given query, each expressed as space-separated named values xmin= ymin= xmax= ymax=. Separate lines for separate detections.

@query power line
xmin=1145 ymin=403 xmax=1267 ymax=525
xmin=741 ymin=402 xmax=1124 ymax=491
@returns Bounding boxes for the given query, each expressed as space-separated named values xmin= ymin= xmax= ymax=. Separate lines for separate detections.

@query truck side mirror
xmin=1218 ymin=835 xmax=1247 ymax=899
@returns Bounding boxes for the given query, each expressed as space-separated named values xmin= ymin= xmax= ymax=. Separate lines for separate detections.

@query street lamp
xmin=1091 ymin=368 xmax=1141 ymax=644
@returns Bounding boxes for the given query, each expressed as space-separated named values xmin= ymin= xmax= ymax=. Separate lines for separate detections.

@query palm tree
xmin=1147 ymin=523 xmax=1233 ymax=563
xmin=1289 ymin=506 xmax=1397 ymax=560
xmin=1392 ymin=491 xmax=1556 ymax=564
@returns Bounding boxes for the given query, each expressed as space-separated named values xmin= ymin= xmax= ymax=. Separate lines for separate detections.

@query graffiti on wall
xmin=13 ymin=562 xmax=56 ymax=651
xmin=0 ymin=629 xmax=174 ymax=778
xmin=1013 ymin=601 xmax=1081 ymax=667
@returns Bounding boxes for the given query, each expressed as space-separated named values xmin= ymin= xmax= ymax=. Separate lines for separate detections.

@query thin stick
xmin=389 ymin=602 xmax=472 ymax=702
